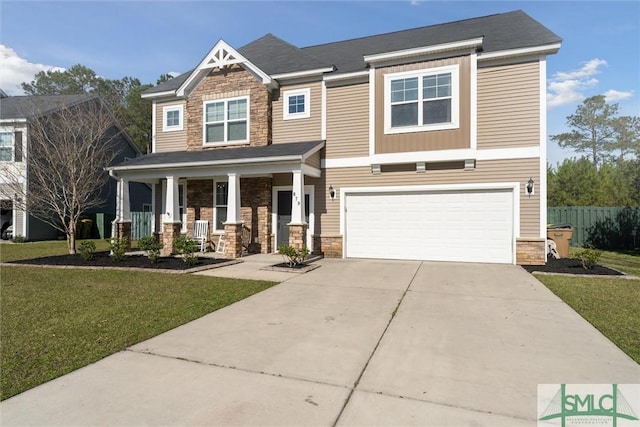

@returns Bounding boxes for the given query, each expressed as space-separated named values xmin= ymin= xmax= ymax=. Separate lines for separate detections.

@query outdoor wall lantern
xmin=526 ymin=178 xmax=535 ymax=197
xmin=329 ymin=185 xmax=336 ymax=200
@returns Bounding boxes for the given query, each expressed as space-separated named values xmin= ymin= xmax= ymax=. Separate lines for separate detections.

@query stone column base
xmin=516 ymin=238 xmax=546 ymax=265
xmin=288 ymin=224 xmax=308 ymax=250
xmin=162 ymin=222 xmax=182 ymax=256
xmin=224 ymin=223 xmax=243 ymax=259
xmin=115 ymin=221 xmax=132 ymax=250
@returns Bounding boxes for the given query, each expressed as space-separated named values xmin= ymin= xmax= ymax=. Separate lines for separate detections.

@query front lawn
xmin=0 ymin=239 xmax=112 ymax=262
xmin=0 ymin=241 xmax=276 ymax=400
xmin=535 ymin=250 xmax=640 ymax=364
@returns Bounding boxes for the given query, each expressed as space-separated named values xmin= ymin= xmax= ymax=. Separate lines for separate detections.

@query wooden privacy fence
xmin=131 ymin=211 xmax=153 ymax=241
xmin=547 ymin=206 xmax=639 ymax=247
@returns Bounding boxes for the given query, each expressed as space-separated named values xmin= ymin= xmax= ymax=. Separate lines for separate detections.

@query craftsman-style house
xmin=108 ymin=10 xmax=561 ymax=264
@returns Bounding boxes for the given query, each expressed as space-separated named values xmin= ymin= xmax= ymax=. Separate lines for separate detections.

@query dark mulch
xmin=7 ymin=251 xmax=228 ymax=271
xmin=271 ymin=262 xmax=309 ymax=270
xmin=523 ymin=257 xmax=623 ymax=276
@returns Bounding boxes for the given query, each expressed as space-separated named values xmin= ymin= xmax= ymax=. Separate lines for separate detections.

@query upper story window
xmin=204 ymin=96 xmax=249 ymax=145
xmin=283 ymin=88 xmax=310 ymax=120
xmin=162 ymin=105 xmax=183 ymax=132
xmin=0 ymin=132 xmax=12 ymax=162
xmin=384 ymin=64 xmax=459 ymax=134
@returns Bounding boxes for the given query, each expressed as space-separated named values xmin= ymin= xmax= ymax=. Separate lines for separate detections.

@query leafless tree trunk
xmin=0 ymin=96 xmax=122 ymax=254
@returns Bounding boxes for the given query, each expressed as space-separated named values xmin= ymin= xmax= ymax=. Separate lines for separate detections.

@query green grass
xmin=0 ymin=239 xmax=112 ymax=262
xmin=536 ymin=249 xmax=640 ymax=364
xmin=0 ymin=241 xmax=276 ymax=400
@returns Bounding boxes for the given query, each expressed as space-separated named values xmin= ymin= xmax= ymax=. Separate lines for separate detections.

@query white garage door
xmin=345 ymin=189 xmax=513 ymax=264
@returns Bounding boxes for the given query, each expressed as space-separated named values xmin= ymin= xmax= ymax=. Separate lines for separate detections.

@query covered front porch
xmin=107 ymin=141 xmax=323 ymax=258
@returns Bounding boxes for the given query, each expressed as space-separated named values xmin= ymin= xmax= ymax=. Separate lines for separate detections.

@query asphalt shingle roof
xmin=0 ymin=94 xmax=97 ymax=120
xmin=111 ymin=140 xmax=324 ymax=169
xmin=144 ymin=10 xmax=561 ymax=95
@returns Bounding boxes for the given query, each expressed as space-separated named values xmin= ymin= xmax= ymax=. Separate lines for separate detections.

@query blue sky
xmin=1 ymin=1 xmax=638 ymax=165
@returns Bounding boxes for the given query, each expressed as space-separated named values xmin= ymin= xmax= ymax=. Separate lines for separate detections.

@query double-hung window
xmin=214 ymin=181 xmax=228 ymax=231
xmin=384 ymin=64 xmax=459 ymax=134
xmin=162 ymin=105 xmax=183 ymax=132
xmin=204 ymin=96 xmax=248 ymax=144
xmin=283 ymin=88 xmax=310 ymax=120
xmin=0 ymin=132 xmax=12 ymax=162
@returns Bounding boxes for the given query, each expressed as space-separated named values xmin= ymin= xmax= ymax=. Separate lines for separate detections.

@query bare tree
xmin=1 ymin=96 xmax=122 ymax=254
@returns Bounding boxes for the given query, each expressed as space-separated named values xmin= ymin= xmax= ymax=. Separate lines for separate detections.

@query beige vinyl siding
xmin=374 ymin=56 xmax=471 ymax=153
xmin=273 ymin=82 xmax=322 ymax=144
xmin=305 ymin=151 xmax=321 ymax=169
xmin=318 ymin=158 xmax=540 ymax=238
xmin=477 ymin=61 xmax=540 ymax=149
xmin=325 ymin=83 xmax=370 ymax=158
xmin=155 ymin=100 xmax=187 ymax=153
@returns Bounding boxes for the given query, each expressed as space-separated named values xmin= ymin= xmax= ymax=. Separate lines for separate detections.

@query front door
xmin=276 ymin=190 xmax=309 ymax=248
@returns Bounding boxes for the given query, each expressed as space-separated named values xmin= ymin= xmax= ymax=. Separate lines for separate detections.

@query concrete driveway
xmin=2 ymin=258 xmax=638 ymax=426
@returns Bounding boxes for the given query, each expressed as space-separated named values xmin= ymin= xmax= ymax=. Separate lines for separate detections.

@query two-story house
xmin=0 ymin=93 xmax=150 ymax=240
xmin=108 ymin=10 xmax=561 ymax=265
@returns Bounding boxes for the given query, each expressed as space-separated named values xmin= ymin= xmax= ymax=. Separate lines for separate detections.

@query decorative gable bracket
xmin=177 ymin=39 xmax=276 ymax=96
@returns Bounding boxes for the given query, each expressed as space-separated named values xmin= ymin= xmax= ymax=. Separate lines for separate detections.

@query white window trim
xmin=162 ymin=105 xmax=183 ymax=132
xmin=203 ymin=96 xmax=250 ymax=146
xmin=213 ymin=178 xmax=228 ymax=232
xmin=283 ymin=88 xmax=311 ymax=120
xmin=383 ymin=64 xmax=459 ymax=135
xmin=0 ymin=130 xmax=14 ymax=163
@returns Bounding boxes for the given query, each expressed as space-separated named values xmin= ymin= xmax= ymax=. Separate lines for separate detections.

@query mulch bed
xmin=7 ymin=251 xmax=228 ymax=271
xmin=522 ymin=257 xmax=623 ymax=276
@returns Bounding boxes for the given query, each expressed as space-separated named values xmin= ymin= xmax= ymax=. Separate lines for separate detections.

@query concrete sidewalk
xmin=1 ymin=258 xmax=638 ymax=426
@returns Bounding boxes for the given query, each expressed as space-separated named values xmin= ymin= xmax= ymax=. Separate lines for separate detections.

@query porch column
xmin=114 ymin=178 xmax=131 ymax=249
xmin=162 ymin=176 xmax=182 ymax=256
xmin=224 ymin=172 xmax=243 ymax=259
xmin=289 ymin=169 xmax=307 ymax=250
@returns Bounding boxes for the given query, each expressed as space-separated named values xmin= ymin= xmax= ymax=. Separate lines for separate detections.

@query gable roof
xmin=0 ymin=94 xmax=97 ymax=121
xmin=143 ymin=10 xmax=560 ymax=96
xmin=303 ymin=10 xmax=561 ymax=75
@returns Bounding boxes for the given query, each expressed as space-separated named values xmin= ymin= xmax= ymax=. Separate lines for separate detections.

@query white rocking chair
xmin=193 ymin=220 xmax=209 ymax=252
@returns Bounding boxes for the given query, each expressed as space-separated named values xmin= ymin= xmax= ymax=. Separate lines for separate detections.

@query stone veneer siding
xmin=240 ymin=177 xmax=272 ymax=254
xmin=314 ymin=235 xmax=343 ymax=258
xmin=162 ymin=222 xmax=182 ymax=256
xmin=115 ymin=221 xmax=132 ymax=250
xmin=516 ymin=238 xmax=546 ymax=265
xmin=288 ymin=224 xmax=308 ymax=250
xmin=185 ymin=65 xmax=271 ymax=150
xmin=224 ymin=223 xmax=243 ymax=259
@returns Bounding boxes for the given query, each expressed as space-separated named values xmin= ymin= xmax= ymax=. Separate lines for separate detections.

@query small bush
xmin=108 ymin=237 xmax=129 ymax=262
xmin=137 ymin=235 xmax=163 ymax=264
xmin=575 ymin=247 xmax=602 ymax=270
xmin=174 ymin=236 xmax=199 ymax=267
xmin=78 ymin=241 xmax=96 ymax=261
xmin=12 ymin=235 xmax=25 ymax=243
xmin=277 ymin=245 xmax=309 ymax=267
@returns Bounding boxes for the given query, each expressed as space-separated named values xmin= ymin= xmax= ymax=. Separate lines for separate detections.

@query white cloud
xmin=0 ymin=45 xmax=64 ymax=96
xmin=547 ymin=58 xmax=607 ymax=108
xmin=604 ymin=89 xmax=634 ymax=102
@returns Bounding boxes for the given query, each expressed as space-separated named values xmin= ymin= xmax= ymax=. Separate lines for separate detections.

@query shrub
xmin=12 ymin=235 xmax=25 ymax=243
xmin=78 ymin=240 xmax=96 ymax=261
xmin=575 ymin=247 xmax=602 ymax=270
xmin=174 ymin=236 xmax=199 ymax=267
xmin=137 ymin=235 xmax=163 ymax=264
xmin=108 ymin=237 xmax=129 ymax=262
xmin=277 ymin=245 xmax=309 ymax=267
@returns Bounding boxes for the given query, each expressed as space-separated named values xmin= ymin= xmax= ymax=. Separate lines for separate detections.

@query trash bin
xmin=547 ymin=224 xmax=573 ymax=258
xmin=80 ymin=219 xmax=93 ymax=239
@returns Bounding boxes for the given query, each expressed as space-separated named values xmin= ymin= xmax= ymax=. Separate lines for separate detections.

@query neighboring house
xmin=108 ymin=10 xmax=561 ymax=265
xmin=0 ymin=94 xmax=150 ymax=240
